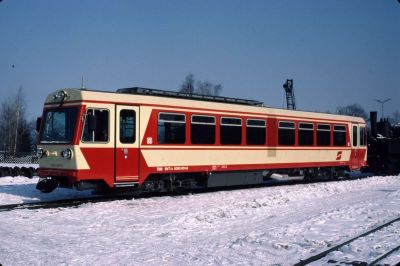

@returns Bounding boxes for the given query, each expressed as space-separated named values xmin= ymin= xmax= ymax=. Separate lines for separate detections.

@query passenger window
xmin=278 ymin=121 xmax=295 ymax=146
xmin=333 ymin=125 xmax=346 ymax=146
xmin=158 ymin=113 xmax=186 ymax=144
xmin=82 ymin=108 xmax=109 ymax=142
xmin=299 ymin=123 xmax=314 ymax=146
xmin=317 ymin=124 xmax=331 ymax=146
xmin=360 ymin=126 xmax=366 ymax=146
xmin=220 ymin=117 xmax=242 ymax=145
xmin=120 ymin=110 xmax=136 ymax=144
xmin=246 ymin=119 xmax=266 ymax=145
xmin=352 ymin=125 xmax=358 ymax=147
xmin=191 ymin=115 xmax=215 ymax=144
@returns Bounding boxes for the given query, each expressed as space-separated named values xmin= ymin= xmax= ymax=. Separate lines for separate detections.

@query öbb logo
xmin=336 ymin=151 xmax=343 ymax=160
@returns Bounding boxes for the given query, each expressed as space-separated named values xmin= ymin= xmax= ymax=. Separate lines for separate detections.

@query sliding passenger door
xmin=115 ymin=105 xmax=140 ymax=184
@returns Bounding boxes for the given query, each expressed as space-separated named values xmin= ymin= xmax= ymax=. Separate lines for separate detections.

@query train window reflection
xmin=120 ymin=110 xmax=136 ymax=144
xmin=40 ymin=107 xmax=77 ymax=144
xmin=158 ymin=112 xmax=186 ymax=144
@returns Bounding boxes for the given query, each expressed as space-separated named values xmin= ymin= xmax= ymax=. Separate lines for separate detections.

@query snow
xmin=0 ymin=163 xmax=38 ymax=168
xmin=0 ymin=176 xmax=94 ymax=204
xmin=0 ymin=174 xmax=400 ymax=265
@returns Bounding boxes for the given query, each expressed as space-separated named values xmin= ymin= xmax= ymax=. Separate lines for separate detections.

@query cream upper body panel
xmin=44 ymin=88 xmax=365 ymax=125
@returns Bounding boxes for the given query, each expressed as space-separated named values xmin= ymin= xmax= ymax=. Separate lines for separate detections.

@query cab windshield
xmin=40 ymin=107 xmax=78 ymax=143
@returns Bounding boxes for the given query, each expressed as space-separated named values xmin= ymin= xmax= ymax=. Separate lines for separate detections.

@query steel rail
xmin=294 ymin=216 xmax=400 ymax=266
xmin=368 ymin=244 xmax=400 ymax=266
xmin=0 ymin=170 xmax=376 ymax=214
xmin=0 ymin=173 xmax=372 ymax=212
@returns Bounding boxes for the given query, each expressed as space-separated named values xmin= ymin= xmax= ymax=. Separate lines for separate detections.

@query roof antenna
xmin=81 ymin=75 xmax=86 ymax=90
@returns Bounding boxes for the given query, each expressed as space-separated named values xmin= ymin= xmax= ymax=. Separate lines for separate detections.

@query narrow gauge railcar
xmin=36 ymin=88 xmax=367 ymax=193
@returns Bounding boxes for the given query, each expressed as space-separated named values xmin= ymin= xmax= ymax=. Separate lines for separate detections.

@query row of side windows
xmin=157 ymin=113 xmax=266 ymax=145
xmin=157 ymin=112 xmax=350 ymax=146
xmin=81 ymin=109 xmax=352 ymax=148
xmin=278 ymin=121 xmax=347 ymax=146
xmin=81 ymin=109 xmax=355 ymax=148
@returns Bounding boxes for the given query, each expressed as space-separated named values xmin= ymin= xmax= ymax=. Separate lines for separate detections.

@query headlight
xmin=36 ymin=148 xmax=44 ymax=158
xmin=61 ymin=149 xmax=73 ymax=159
xmin=53 ymin=90 xmax=67 ymax=101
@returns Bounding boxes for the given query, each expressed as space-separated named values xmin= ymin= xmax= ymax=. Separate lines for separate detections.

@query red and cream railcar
xmin=36 ymin=87 xmax=367 ymax=193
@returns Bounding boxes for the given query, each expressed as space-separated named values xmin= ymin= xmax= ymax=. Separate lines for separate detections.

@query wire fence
xmin=0 ymin=152 xmax=38 ymax=164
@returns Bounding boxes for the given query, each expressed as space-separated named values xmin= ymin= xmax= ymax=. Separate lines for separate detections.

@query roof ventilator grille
xmin=116 ymin=87 xmax=264 ymax=107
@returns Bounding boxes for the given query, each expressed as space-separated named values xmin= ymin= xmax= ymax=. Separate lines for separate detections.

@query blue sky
xmin=0 ymin=0 xmax=399 ymax=120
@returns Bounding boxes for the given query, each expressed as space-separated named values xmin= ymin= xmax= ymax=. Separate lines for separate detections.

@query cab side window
xmin=82 ymin=108 xmax=109 ymax=142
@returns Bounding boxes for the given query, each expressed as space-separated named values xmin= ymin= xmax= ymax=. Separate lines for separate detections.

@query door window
xmin=360 ymin=126 xmax=366 ymax=146
xmin=352 ymin=125 xmax=358 ymax=147
xmin=120 ymin=110 xmax=136 ymax=144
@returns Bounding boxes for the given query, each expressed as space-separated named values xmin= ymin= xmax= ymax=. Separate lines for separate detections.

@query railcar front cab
xmin=36 ymin=89 xmax=140 ymax=193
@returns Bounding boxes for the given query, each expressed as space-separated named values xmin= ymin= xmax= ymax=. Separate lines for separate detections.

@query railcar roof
xmin=44 ymin=88 xmax=366 ymax=123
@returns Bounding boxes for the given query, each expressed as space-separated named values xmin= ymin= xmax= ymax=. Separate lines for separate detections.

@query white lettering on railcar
xmin=173 ymin=166 xmax=189 ymax=171
xmin=146 ymin=137 xmax=153 ymax=145
xmin=160 ymin=166 xmax=189 ymax=171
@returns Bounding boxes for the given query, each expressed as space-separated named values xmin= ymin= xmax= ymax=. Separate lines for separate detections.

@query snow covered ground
xmin=0 ymin=174 xmax=399 ymax=265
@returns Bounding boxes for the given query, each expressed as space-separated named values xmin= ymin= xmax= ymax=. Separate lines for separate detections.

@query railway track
xmin=295 ymin=216 xmax=400 ymax=266
xmin=0 ymin=172 xmax=373 ymax=212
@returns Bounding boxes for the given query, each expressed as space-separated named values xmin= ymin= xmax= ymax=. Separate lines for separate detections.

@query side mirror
xmin=36 ymin=117 xmax=42 ymax=132
xmin=87 ymin=113 xmax=97 ymax=132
